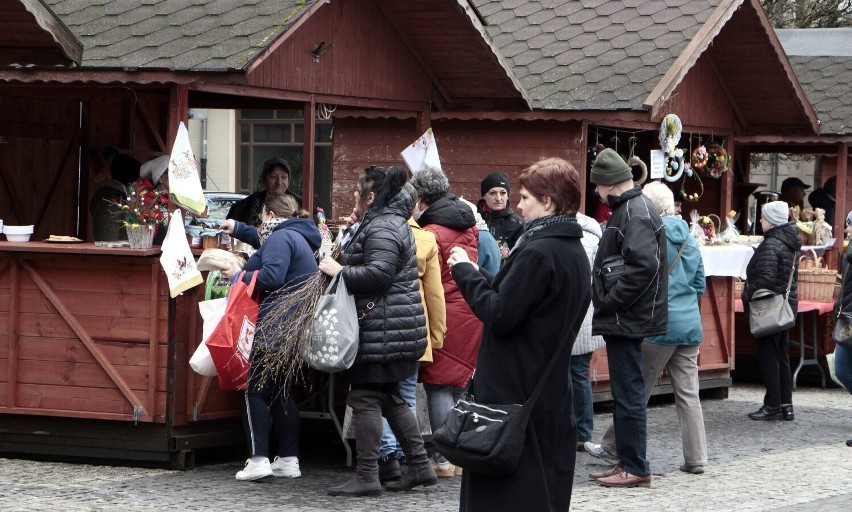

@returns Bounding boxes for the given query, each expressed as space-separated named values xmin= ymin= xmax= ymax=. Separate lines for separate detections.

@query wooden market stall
xmin=0 ymin=0 xmax=833 ymax=466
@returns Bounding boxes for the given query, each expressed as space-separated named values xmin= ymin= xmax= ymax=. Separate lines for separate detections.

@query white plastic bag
xmin=306 ymin=272 xmax=359 ymax=372
xmin=190 ymin=297 xmax=228 ymax=376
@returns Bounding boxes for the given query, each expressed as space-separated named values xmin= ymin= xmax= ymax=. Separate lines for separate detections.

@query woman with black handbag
xmin=833 ymin=238 xmax=852 ymax=446
xmin=743 ymin=200 xmax=801 ymax=421
xmin=447 ymin=158 xmax=590 ymax=511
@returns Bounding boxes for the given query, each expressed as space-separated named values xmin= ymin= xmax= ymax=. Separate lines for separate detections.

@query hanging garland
xmin=680 ymin=171 xmax=704 ymax=202
xmin=691 ymin=145 xmax=708 ymax=171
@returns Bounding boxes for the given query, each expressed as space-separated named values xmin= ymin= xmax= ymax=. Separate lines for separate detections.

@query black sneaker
xmin=378 ymin=454 xmax=402 ymax=483
xmin=781 ymin=404 xmax=794 ymax=421
xmin=748 ymin=405 xmax=783 ymax=421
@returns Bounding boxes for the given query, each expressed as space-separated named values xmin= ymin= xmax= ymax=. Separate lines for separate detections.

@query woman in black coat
xmin=743 ymin=200 xmax=801 ymax=421
xmin=319 ymin=166 xmax=435 ymax=497
xmin=448 ymin=158 xmax=590 ymax=512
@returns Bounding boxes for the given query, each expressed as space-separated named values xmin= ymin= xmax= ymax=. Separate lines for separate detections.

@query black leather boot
xmin=748 ymin=405 xmax=782 ymax=421
xmin=383 ymin=399 xmax=438 ymax=492
xmin=378 ymin=453 xmax=402 ymax=483
xmin=781 ymin=404 xmax=794 ymax=421
xmin=327 ymin=390 xmax=384 ymax=497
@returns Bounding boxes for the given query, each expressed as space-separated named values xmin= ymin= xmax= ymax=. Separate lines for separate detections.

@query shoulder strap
xmin=668 ymin=240 xmax=688 ymax=275
xmin=784 ymin=255 xmax=796 ymax=299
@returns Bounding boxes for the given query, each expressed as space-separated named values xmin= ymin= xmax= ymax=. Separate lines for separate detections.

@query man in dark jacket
xmin=477 ymin=171 xmax=524 ymax=257
xmin=588 ymin=148 xmax=667 ymax=488
xmin=808 ymin=176 xmax=836 ymax=229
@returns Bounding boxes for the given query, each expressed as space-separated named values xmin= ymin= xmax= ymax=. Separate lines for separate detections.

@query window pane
xmin=240 ymin=123 xmax=250 ymax=143
xmin=313 ymin=145 xmax=333 ymax=218
xmin=276 ymin=109 xmax=302 ymax=120
xmin=254 ymin=124 xmax=291 ymax=143
xmin=240 ymin=146 xmax=250 ymax=191
xmin=294 ymin=124 xmax=304 ymax=143
xmin=242 ymin=109 xmax=273 ymax=119
xmin=316 ymin=123 xmax=333 ymax=142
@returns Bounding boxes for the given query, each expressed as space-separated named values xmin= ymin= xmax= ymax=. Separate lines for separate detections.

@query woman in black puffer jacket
xmin=743 ymin=200 xmax=801 ymax=421
xmin=319 ymin=166 xmax=435 ymax=497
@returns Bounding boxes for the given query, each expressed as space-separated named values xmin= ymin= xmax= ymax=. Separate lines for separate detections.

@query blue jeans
xmin=379 ymin=366 xmax=418 ymax=459
xmin=424 ymin=383 xmax=465 ymax=463
xmin=605 ymin=335 xmax=650 ymax=477
xmin=835 ymin=343 xmax=852 ymax=392
xmin=570 ymin=352 xmax=594 ymax=443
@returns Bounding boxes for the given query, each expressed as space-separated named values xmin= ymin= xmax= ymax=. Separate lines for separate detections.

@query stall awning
xmin=0 ymin=0 xmax=81 ymax=67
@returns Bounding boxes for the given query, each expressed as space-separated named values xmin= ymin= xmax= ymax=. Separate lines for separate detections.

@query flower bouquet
xmin=113 ymin=178 xmax=170 ymax=248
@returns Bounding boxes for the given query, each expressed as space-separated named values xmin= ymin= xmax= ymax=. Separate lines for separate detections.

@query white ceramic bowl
xmin=3 ymin=225 xmax=34 ymax=242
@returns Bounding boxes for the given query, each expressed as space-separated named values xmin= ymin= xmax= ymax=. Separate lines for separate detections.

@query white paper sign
xmin=650 ymin=150 xmax=665 ymax=179
xmin=400 ymin=128 xmax=442 ymax=173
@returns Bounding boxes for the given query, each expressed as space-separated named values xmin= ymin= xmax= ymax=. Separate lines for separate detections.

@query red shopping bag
xmin=205 ymin=272 xmax=258 ymax=390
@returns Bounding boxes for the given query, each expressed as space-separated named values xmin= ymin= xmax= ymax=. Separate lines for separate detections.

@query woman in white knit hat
xmin=743 ymin=200 xmax=801 ymax=421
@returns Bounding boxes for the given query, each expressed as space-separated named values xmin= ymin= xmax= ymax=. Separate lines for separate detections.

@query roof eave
xmin=643 ymin=0 xmax=742 ymax=119
xmin=454 ymin=0 xmax=532 ymax=110
xmin=19 ymin=0 xmax=83 ymax=65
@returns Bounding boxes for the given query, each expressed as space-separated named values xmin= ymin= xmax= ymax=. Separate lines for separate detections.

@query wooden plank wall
xmin=330 ymin=117 xmax=583 ymax=220
xmin=0 ymin=253 xmax=167 ymax=421
xmin=248 ymin=0 xmax=431 ymax=104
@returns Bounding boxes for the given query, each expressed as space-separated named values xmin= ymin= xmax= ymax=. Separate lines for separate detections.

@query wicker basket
xmin=797 ymin=249 xmax=837 ymax=302
xmin=734 ymin=278 xmax=744 ymax=298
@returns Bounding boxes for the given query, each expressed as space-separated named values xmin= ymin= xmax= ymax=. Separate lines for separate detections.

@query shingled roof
xmin=470 ymin=0 xmax=723 ymax=111
xmin=777 ymin=29 xmax=852 ymax=135
xmin=43 ymin=0 xmax=312 ymax=71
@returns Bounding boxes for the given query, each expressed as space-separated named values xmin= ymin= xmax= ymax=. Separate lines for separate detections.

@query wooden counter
xmin=0 ymin=242 xmax=241 ymax=468
xmin=589 ymin=275 xmax=735 ymax=402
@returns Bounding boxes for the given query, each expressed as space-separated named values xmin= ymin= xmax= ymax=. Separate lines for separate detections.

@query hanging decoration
xmin=659 ymin=114 xmax=686 ymax=182
xmin=627 ymin=135 xmax=647 ymax=185
xmin=680 ymin=170 xmax=704 ymax=202
xmin=700 ymin=140 xmax=730 ymax=178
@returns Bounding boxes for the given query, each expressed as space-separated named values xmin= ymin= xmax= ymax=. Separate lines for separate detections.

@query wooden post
xmin=837 ymin=142 xmax=849 ymax=263
xmin=168 ymin=85 xmax=190 ymax=151
xmin=416 ymin=107 xmax=431 ymax=136
xmin=303 ymin=99 xmax=316 ymax=214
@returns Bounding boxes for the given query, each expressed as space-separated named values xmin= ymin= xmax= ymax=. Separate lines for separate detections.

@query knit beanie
xmin=762 ymin=200 xmax=790 ymax=226
xmin=140 ymin=155 xmax=170 ymax=184
xmin=480 ymin=172 xmax=510 ymax=197
xmin=589 ymin=148 xmax=633 ymax=185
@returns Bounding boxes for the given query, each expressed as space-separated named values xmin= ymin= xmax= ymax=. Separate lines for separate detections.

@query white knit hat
xmin=140 ymin=155 xmax=170 ymax=184
xmin=762 ymin=200 xmax=790 ymax=227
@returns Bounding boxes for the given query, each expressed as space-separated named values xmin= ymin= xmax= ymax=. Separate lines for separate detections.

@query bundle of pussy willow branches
xmin=252 ymin=245 xmax=340 ymax=395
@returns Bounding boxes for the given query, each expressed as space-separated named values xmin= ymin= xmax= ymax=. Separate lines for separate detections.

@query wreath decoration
xmin=628 ymin=155 xmax=648 ymax=185
xmin=680 ymin=171 xmax=704 ymax=202
xmin=691 ymin=145 xmax=708 ymax=170
xmin=700 ymin=142 xmax=730 ymax=178
xmin=659 ymin=114 xmax=687 ymax=183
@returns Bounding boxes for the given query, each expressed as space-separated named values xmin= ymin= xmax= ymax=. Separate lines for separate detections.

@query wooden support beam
xmin=303 ymin=99 xmax=316 ymax=214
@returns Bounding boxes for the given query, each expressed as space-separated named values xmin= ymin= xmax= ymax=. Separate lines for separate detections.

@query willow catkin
xmin=252 ymin=270 xmax=332 ymax=396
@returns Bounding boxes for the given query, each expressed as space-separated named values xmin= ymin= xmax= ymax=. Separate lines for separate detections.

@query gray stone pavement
xmin=1 ymin=383 xmax=850 ymax=511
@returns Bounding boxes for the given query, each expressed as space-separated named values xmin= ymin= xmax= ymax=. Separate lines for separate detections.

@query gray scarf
xmin=511 ymin=214 xmax=576 ymax=254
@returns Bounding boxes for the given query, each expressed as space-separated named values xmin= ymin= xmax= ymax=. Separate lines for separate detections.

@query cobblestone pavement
xmin=1 ymin=383 xmax=850 ymax=511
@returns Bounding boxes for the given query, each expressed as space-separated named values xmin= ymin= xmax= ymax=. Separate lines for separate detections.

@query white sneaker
xmin=235 ymin=458 xmax=272 ymax=481
xmin=584 ymin=442 xmax=618 ymax=465
xmin=270 ymin=456 xmax=301 ymax=478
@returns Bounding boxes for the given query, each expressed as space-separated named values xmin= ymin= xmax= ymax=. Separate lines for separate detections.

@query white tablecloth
xmin=699 ymin=244 xmax=754 ymax=279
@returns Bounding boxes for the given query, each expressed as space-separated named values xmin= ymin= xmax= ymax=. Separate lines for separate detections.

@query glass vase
xmin=127 ymin=224 xmax=154 ymax=249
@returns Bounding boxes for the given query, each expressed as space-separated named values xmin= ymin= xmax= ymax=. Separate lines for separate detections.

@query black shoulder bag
xmin=432 ymin=334 xmax=572 ymax=476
